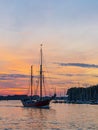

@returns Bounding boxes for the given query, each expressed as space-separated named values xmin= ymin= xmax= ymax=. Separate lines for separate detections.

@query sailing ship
xmin=21 ymin=44 xmax=56 ymax=108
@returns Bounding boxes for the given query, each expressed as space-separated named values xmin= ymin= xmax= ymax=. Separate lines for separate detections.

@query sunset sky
xmin=0 ymin=0 xmax=98 ymax=95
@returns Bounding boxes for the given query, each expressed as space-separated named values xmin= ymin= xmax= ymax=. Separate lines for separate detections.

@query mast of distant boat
xmin=40 ymin=44 xmax=43 ymax=99
xmin=31 ymin=65 xmax=33 ymax=97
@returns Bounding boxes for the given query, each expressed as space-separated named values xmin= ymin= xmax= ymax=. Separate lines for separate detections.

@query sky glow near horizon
xmin=0 ymin=0 xmax=98 ymax=95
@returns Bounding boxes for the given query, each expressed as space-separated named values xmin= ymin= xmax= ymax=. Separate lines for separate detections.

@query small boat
xmin=21 ymin=45 xmax=56 ymax=108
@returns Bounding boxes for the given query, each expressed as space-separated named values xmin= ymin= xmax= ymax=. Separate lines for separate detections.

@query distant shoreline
xmin=0 ymin=95 xmax=27 ymax=100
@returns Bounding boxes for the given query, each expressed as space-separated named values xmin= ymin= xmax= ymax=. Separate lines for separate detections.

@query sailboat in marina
xmin=21 ymin=45 xmax=56 ymax=108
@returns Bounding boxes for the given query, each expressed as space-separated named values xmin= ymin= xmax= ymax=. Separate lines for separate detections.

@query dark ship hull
xmin=21 ymin=95 xmax=56 ymax=108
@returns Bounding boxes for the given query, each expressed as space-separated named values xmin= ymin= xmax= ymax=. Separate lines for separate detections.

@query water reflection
xmin=0 ymin=101 xmax=98 ymax=130
xmin=22 ymin=107 xmax=56 ymax=130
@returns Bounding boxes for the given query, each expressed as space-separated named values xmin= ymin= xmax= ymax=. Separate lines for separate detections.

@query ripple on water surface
xmin=0 ymin=101 xmax=98 ymax=130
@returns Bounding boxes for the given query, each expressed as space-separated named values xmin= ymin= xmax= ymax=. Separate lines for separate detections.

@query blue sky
xmin=0 ymin=0 xmax=98 ymax=31
xmin=0 ymin=0 xmax=98 ymax=51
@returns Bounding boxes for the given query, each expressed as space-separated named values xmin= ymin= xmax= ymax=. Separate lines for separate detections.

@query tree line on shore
xmin=66 ymin=85 xmax=98 ymax=102
xmin=0 ymin=95 xmax=27 ymax=100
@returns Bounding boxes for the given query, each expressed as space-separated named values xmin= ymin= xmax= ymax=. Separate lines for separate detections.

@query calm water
xmin=0 ymin=101 xmax=98 ymax=130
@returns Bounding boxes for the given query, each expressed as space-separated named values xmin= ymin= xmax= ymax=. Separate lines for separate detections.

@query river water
xmin=0 ymin=100 xmax=98 ymax=130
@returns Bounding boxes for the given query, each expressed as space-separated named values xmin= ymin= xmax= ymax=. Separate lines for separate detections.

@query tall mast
xmin=31 ymin=65 xmax=33 ymax=96
xmin=40 ymin=44 xmax=43 ymax=99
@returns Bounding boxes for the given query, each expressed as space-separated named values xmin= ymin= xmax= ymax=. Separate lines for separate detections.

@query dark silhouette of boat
xmin=21 ymin=45 xmax=56 ymax=108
